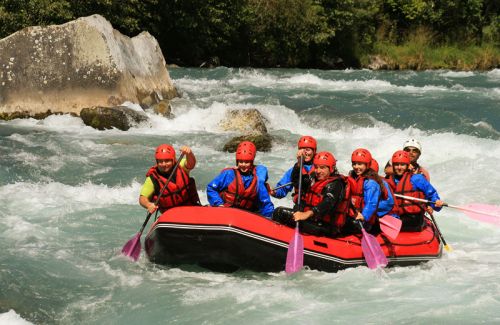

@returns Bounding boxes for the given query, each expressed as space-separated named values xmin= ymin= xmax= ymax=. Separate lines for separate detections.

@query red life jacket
xmin=292 ymin=164 xmax=315 ymax=203
xmin=387 ymin=172 xmax=425 ymax=215
xmin=221 ymin=168 xmax=258 ymax=210
xmin=348 ymin=172 xmax=388 ymax=224
xmin=147 ymin=166 xmax=190 ymax=213
xmin=303 ymin=175 xmax=350 ymax=230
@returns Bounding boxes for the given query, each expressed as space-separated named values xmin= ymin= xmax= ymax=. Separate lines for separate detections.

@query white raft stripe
xmin=152 ymin=223 xmax=440 ymax=265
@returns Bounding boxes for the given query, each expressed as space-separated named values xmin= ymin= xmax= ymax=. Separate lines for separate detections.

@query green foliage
xmin=244 ymin=0 xmax=333 ymax=67
xmin=0 ymin=0 xmax=72 ymax=36
xmin=157 ymin=0 xmax=247 ymax=66
xmin=0 ymin=0 xmax=498 ymax=69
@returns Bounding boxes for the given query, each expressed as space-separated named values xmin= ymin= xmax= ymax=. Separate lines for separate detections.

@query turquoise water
xmin=1 ymin=68 xmax=500 ymax=324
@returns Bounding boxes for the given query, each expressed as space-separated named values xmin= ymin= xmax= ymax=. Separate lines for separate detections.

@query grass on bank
xmin=361 ymin=30 xmax=500 ymax=70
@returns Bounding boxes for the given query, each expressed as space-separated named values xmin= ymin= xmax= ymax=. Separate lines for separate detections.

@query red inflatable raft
xmin=144 ymin=206 xmax=442 ymax=272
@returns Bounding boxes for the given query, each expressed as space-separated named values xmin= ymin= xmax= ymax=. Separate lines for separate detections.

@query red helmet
xmin=297 ymin=136 xmax=317 ymax=151
xmin=313 ymin=151 xmax=336 ymax=172
xmin=155 ymin=144 xmax=176 ymax=160
xmin=392 ymin=150 xmax=410 ymax=165
xmin=236 ymin=141 xmax=256 ymax=161
xmin=351 ymin=148 xmax=372 ymax=164
xmin=370 ymin=159 xmax=379 ymax=173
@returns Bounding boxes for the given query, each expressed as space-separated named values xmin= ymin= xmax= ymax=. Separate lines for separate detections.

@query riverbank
xmin=362 ymin=42 xmax=499 ymax=71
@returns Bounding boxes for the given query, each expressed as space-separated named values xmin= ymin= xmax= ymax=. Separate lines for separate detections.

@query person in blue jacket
xmin=370 ymin=158 xmax=396 ymax=218
xmin=271 ymin=135 xmax=317 ymax=200
xmin=387 ymin=150 xmax=443 ymax=231
xmin=207 ymin=141 xmax=274 ymax=218
xmin=347 ymin=148 xmax=393 ymax=234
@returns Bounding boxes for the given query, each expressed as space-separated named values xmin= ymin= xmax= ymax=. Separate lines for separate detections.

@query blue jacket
xmin=206 ymin=167 xmax=274 ymax=218
xmin=274 ymin=163 xmax=314 ymax=198
xmin=360 ymin=178 xmax=381 ymax=223
xmin=393 ymin=174 xmax=442 ymax=211
xmin=377 ymin=180 xmax=395 ymax=217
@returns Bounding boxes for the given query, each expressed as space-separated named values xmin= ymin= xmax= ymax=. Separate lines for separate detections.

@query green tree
xmin=244 ymin=0 xmax=333 ymax=67
xmin=157 ymin=0 xmax=246 ymax=66
xmin=0 ymin=0 xmax=72 ymax=37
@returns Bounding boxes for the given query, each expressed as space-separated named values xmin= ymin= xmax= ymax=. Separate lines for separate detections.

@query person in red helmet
xmin=273 ymin=151 xmax=349 ymax=237
xmin=271 ymin=135 xmax=317 ymax=201
xmin=347 ymin=148 xmax=392 ymax=234
xmin=387 ymin=150 xmax=443 ymax=231
xmin=139 ymin=144 xmax=198 ymax=214
xmin=384 ymin=138 xmax=430 ymax=180
xmin=206 ymin=141 xmax=274 ymax=218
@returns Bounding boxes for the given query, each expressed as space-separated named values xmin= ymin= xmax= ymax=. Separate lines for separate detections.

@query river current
xmin=1 ymin=68 xmax=500 ymax=324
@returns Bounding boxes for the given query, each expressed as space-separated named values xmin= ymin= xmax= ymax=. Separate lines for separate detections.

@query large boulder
xmin=219 ymin=108 xmax=272 ymax=152
xmin=80 ymin=106 xmax=147 ymax=131
xmin=218 ymin=108 xmax=268 ymax=134
xmin=0 ymin=15 xmax=177 ymax=119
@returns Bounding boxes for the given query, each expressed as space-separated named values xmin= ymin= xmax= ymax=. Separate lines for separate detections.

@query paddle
xmin=356 ymin=220 xmax=388 ymax=269
xmin=272 ymin=182 xmax=292 ymax=191
xmin=426 ymin=210 xmax=452 ymax=252
xmin=351 ymin=203 xmax=402 ymax=240
xmin=285 ymin=156 xmax=304 ymax=274
xmin=379 ymin=215 xmax=402 ymax=240
xmin=395 ymin=194 xmax=500 ymax=227
xmin=122 ymin=152 xmax=186 ymax=261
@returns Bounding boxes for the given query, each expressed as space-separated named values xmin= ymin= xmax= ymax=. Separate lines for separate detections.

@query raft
xmin=144 ymin=206 xmax=442 ymax=272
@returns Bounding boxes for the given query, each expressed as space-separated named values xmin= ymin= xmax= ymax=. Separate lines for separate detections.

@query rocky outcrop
xmin=0 ymin=15 xmax=177 ymax=120
xmin=219 ymin=108 xmax=272 ymax=152
xmin=218 ymin=108 xmax=268 ymax=134
xmin=80 ymin=106 xmax=147 ymax=131
xmin=149 ymin=99 xmax=174 ymax=118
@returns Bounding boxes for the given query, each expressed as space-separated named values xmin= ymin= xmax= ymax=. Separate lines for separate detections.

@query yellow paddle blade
xmin=444 ymin=244 xmax=453 ymax=252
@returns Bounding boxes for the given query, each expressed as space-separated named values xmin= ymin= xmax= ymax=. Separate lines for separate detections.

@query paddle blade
xmin=285 ymin=226 xmax=304 ymax=274
xmin=121 ymin=232 xmax=142 ymax=261
xmin=360 ymin=229 xmax=388 ymax=269
xmin=460 ymin=204 xmax=500 ymax=226
xmin=379 ymin=215 xmax=402 ymax=240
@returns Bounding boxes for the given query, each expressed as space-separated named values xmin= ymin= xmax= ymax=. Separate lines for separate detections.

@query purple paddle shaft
xmin=285 ymin=224 xmax=304 ymax=273
xmin=379 ymin=215 xmax=402 ymax=240
xmin=121 ymin=232 xmax=142 ymax=261
xmin=360 ymin=229 xmax=388 ymax=269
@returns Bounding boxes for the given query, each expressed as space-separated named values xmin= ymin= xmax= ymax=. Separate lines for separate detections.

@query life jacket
xmin=147 ymin=166 xmax=190 ymax=213
xmin=348 ymin=172 xmax=387 ymax=224
xmin=292 ymin=164 xmax=315 ymax=203
xmin=387 ymin=172 xmax=425 ymax=215
xmin=412 ymin=163 xmax=430 ymax=181
xmin=221 ymin=168 xmax=258 ymax=210
xmin=303 ymin=175 xmax=350 ymax=231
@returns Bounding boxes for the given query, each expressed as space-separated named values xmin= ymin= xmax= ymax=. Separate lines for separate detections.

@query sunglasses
xmin=404 ymin=148 xmax=420 ymax=153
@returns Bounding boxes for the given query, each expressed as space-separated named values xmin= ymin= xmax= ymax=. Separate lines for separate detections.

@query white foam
xmin=440 ymin=71 xmax=475 ymax=78
xmin=121 ymin=101 xmax=145 ymax=112
xmin=0 ymin=310 xmax=34 ymax=325
xmin=0 ymin=181 xmax=141 ymax=213
xmin=486 ymin=68 xmax=500 ymax=81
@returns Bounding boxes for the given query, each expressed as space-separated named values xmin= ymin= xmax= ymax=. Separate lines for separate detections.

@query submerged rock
xmin=223 ymin=133 xmax=273 ymax=152
xmin=80 ymin=106 xmax=147 ymax=131
xmin=150 ymin=99 xmax=174 ymax=118
xmin=0 ymin=14 xmax=177 ymax=120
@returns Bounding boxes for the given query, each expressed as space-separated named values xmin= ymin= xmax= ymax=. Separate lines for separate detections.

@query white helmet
xmin=403 ymin=139 xmax=422 ymax=152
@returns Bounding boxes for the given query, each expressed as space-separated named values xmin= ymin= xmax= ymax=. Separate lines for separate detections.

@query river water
xmin=1 ymin=68 xmax=500 ymax=324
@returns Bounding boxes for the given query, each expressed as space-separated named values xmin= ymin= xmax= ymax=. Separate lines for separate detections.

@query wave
xmin=174 ymin=69 xmax=494 ymax=97
xmin=440 ymin=71 xmax=475 ymax=78
xmin=486 ymin=68 xmax=500 ymax=81
xmin=0 ymin=310 xmax=34 ymax=325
